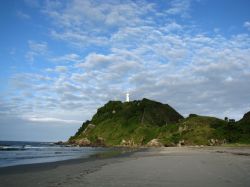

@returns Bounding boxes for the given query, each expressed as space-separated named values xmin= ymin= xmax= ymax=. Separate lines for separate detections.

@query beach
xmin=0 ymin=146 xmax=250 ymax=187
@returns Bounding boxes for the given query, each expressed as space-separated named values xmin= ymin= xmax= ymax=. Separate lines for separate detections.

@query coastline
xmin=0 ymin=146 xmax=250 ymax=187
xmin=0 ymin=147 xmax=140 ymax=175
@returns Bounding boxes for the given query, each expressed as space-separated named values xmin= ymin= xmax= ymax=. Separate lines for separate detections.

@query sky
xmin=0 ymin=0 xmax=250 ymax=142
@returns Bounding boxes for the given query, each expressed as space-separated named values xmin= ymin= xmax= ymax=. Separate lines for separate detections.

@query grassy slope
xmin=177 ymin=114 xmax=250 ymax=145
xmin=230 ymin=111 xmax=250 ymax=143
xmin=69 ymin=98 xmax=183 ymax=146
xmin=177 ymin=116 xmax=226 ymax=145
xmin=69 ymin=99 xmax=250 ymax=146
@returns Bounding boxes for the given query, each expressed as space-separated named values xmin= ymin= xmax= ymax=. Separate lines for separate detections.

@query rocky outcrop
xmin=83 ymin=124 xmax=96 ymax=134
xmin=75 ymin=138 xmax=91 ymax=146
xmin=120 ymin=139 xmax=137 ymax=147
xmin=177 ymin=140 xmax=185 ymax=147
xmin=54 ymin=141 xmax=65 ymax=145
xmin=94 ymin=137 xmax=106 ymax=147
xmin=178 ymin=125 xmax=188 ymax=133
xmin=147 ymin=139 xmax=163 ymax=147
xmin=208 ymin=139 xmax=226 ymax=146
xmin=120 ymin=139 xmax=127 ymax=146
xmin=69 ymin=136 xmax=106 ymax=147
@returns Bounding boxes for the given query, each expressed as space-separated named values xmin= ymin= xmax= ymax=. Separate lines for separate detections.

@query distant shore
xmin=0 ymin=146 xmax=250 ymax=187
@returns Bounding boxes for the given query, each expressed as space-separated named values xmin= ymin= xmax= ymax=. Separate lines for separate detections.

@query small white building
xmin=126 ymin=92 xmax=130 ymax=102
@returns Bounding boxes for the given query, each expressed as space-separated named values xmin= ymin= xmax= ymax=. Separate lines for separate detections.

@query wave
xmin=0 ymin=146 xmax=26 ymax=151
xmin=0 ymin=142 xmax=59 ymax=151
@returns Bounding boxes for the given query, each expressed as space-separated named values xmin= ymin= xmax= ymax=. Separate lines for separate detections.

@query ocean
xmin=0 ymin=141 xmax=109 ymax=168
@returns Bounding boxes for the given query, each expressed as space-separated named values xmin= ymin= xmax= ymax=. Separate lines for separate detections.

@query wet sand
xmin=0 ymin=146 xmax=250 ymax=187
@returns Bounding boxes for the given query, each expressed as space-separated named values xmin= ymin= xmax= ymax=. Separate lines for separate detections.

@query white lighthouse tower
xmin=126 ymin=92 xmax=130 ymax=102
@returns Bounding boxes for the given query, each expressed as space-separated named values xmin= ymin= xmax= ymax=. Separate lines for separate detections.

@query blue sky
xmin=0 ymin=0 xmax=250 ymax=141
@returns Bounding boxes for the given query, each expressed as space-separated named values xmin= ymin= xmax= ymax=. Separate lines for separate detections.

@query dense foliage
xmin=69 ymin=98 xmax=250 ymax=146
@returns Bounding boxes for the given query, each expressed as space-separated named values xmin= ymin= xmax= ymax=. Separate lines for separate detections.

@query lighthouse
xmin=126 ymin=92 xmax=130 ymax=102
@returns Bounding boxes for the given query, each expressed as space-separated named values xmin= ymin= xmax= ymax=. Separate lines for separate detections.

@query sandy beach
xmin=0 ymin=146 xmax=250 ymax=187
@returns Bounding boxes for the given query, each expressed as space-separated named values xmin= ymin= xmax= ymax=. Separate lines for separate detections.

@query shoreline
xmin=0 ymin=146 xmax=250 ymax=187
xmin=1 ymin=145 xmax=250 ymax=173
xmin=0 ymin=147 xmax=142 ymax=175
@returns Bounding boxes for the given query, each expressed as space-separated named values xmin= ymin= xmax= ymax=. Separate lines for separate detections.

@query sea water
xmin=0 ymin=141 xmax=108 ymax=167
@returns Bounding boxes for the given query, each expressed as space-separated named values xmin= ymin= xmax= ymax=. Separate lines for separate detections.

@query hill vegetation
xmin=69 ymin=98 xmax=250 ymax=147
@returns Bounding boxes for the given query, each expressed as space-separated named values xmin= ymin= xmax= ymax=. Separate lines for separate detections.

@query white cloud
xmin=43 ymin=0 xmax=154 ymax=28
xmin=25 ymin=116 xmax=82 ymax=124
xmin=55 ymin=66 xmax=68 ymax=73
xmin=50 ymin=53 xmax=81 ymax=63
xmin=76 ymin=53 xmax=117 ymax=69
xmin=50 ymin=30 xmax=109 ymax=47
xmin=161 ymin=22 xmax=183 ymax=32
xmin=166 ymin=0 xmax=192 ymax=18
xmin=244 ymin=21 xmax=250 ymax=31
xmin=10 ymin=27 xmax=250 ymax=123
xmin=17 ymin=11 xmax=30 ymax=19
xmin=42 ymin=0 xmax=156 ymax=48
xmin=25 ymin=41 xmax=48 ymax=62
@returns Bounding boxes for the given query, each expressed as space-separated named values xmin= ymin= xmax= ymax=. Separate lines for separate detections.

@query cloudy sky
xmin=1 ymin=0 xmax=250 ymax=141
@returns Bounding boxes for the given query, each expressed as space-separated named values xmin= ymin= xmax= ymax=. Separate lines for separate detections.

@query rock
xmin=147 ymin=139 xmax=163 ymax=147
xmin=121 ymin=139 xmax=127 ymax=146
xmin=83 ymin=124 xmax=95 ymax=134
xmin=54 ymin=141 xmax=64 ymax=145
xmin=76 ymin=138 xmax=91 ymax=146
xmin=120 ymin=139 xmax=136 ymax=147
xmin=208 ymin=139 xmax=215 ymax=146
xmin=95 ymin=137 xmax=105 ymax=146
xmin=208 ymin=138 xmax=223 ymax=146
xmin=177 ymin=140 xmax=185 ymax=147
xmin=178 ymin=125 xmax=188 ymax=133
xmin=88 ymin=124 xmax=95 ymax=129
xmin=164 ymin=142 xmax=175 ymax=147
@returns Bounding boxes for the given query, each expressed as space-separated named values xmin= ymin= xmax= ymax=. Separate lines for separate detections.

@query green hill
xmin=177 ymin=115 xmax=227 ymax=145
xmin=69 ymin=98 xmax=183 ymax=146
xmin=239 ymin=111 xmax=250 ymax=124
xmin=69 ymin=99 xmax=250 ymax=147
xmin=231 ymin=111 xmax=250 ymax=143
